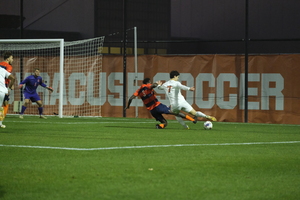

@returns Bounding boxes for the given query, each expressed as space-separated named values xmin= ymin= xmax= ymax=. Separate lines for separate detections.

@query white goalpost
xmin=0 ymin=37 xmax=105 ymax=118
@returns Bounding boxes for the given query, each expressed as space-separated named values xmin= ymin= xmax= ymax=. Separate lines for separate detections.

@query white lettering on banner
xmin=196 ymin=73 xmax=215 ymax=109
xmin=12 ymin=72 xmax=284 ymax=111
xmin=87 ymin=72 xmax=107 ymax=106
xmin=50 ymin=73 xmax=64 ymax=105
xmin=216 ymin=73 xmax=238 ymax=109
xmin=261 ymin=73 xmax=284 ymax=110
xmin=239 ymin=73 xmax=260 ymax=110
xmin=108 ymin=72 xmax=123 ymax=106
xmin=68 ymin=73 xmax=86 ymax=105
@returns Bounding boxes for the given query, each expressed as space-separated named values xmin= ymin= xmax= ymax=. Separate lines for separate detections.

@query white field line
xmin=0 ymin=141 xmax=299 ymax=151
xmin=7 ymin=121 xmax=157 ymax=124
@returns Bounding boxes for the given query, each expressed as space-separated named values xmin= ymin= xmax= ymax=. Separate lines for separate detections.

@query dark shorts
xmin=24 ymin=92 xmax=41 ymax=102
xmin=3 ymin=94 xmax=9 ymax=102
xmin=150 ymin=103 xmax=171 ymax=122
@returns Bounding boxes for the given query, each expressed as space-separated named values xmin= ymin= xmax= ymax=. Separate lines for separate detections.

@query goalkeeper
xmin=18 ymin=68 xmax=53 ymax=119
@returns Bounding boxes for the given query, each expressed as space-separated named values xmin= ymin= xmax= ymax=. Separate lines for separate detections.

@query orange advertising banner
xmin=104 ymin=54 xmax=300 ymax=124
xmin=10 ymin=54 xmax=300 ymax=124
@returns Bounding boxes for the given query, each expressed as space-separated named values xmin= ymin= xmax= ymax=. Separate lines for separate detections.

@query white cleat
xmin=0 ymin=124 xmax=6 ymax=128
xmin=19 ymin=115 xmax=24 ymax=119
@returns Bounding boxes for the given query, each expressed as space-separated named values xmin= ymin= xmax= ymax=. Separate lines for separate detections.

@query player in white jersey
xmin=157 ymin=70 xmax=216 ymax=129
xmin=0 ymin=67 xmax=15 ymax=128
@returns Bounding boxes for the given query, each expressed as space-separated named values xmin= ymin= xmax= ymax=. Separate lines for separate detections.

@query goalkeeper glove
xmin=47 ymin=87 xmax=53 ymax=92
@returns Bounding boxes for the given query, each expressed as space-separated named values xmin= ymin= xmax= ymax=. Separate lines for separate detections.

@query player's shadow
xmin=104 ymin=126 xmax=194 ymax=130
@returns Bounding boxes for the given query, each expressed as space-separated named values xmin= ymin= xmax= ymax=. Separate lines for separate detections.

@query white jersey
xmin=158 ymin=80 xmax=193 ymax=113
xmin=0 ymin=67 xmax=10 ymax=94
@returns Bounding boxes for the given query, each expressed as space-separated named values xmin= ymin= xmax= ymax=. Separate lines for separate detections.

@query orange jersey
xmin=133 ymin=83 xmax=161 ymax=110
xmin=0 ymin=61 xmax=13 ymax=86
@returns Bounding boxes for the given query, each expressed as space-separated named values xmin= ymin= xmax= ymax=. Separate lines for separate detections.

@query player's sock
xmin=195 ymin=111 xmax=206 ymax=118
xmin=175 ymin=116 xmax=188 ymax=128
xmin=178 ymin=113 xmax=196 ymax=123
xmin=0 ymin=107 xmax=4 ymax=122
xmin=20 ymin=106 xmax=27 ymax=114
xmin=38 ymin=107 xmax=43 ymax=115
xmin=185 ymin=115 xmax=195 ymax=122
xmin=3 ymin=104 xmax=9 ymax=117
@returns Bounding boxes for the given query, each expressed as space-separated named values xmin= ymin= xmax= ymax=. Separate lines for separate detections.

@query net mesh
xmin=0 ymin=37 xmax=105 ymax=117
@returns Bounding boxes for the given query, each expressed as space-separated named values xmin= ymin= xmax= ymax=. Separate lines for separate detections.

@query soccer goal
xmin=0 ymin=37 xmax=105 ymax=118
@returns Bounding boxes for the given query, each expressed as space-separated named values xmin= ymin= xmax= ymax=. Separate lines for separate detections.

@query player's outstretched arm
xmin=151 ymin=82 xmax=158 ymax=89
xmin=156 ymin=80 xmax=165 ymax=90
xmin=189 ymin=86 xmax=195 ymax=91
xmin=46 ymin=86 xmax=53 ymax=92
xmin=124 ymin=95 xmax=136 ymax=110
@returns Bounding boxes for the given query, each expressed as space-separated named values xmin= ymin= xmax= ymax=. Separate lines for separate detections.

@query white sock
xmin=175 ymin=116 xmax=188 ymax=128
xmin=195 ymin=111 xmax=207 ymax=118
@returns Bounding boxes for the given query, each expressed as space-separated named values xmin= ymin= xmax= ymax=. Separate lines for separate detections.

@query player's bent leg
xmin=156 ymin=118 xmax=167 ymax=129
xmin=190 ymin=109 xmax=217 ymax=121
xmin=36 ymin=100 xmax=47 ymax=119
xmin=20 ymin=99 xmax=30 ymax=118
xmin=175 ymin=116 xmax=190 ymax=129
xmin=3 ymin=96 xmax=9 ymax=116
xmin=19 ymin=106 xmax=27 ymax=119
xmin=3 ymin=104 xmax=9 ymax=117
xmin=177 ymin=113 xmax=197 ymax=124
xmin=0 ymin=107 xmax=6 ymax=128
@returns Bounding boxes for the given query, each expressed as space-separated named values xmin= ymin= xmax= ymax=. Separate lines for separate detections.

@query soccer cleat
xmin=185 ymin=125 xmax=190 ymax=130
xmin=0 ymin=124 xmax=6 ymax=128
xmin=206 ymin=115 xmax=217 ymax=121
xmin=40 ymin=115 xmax=47 ymax=119
xmin=193 ymin=116 xmax=198 ymax=124
xmin=156 ymin=124 xmax=163 ymax=129
xmin=19 ymin=115 xmax=24 ymax=119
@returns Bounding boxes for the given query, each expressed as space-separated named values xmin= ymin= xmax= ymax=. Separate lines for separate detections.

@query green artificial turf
xmin=0 ymin=116 xmax=299 ymax=200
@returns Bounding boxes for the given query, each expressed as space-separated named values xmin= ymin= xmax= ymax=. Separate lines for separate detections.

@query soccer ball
xmin=203 ymin=121 xmax=213 ymax=130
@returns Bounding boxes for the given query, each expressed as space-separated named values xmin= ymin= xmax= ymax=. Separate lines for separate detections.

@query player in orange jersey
xmin=0 ymin=51 xmax=14 ymax=117
xmin=125 ymin=78 xmax=197 ymax=129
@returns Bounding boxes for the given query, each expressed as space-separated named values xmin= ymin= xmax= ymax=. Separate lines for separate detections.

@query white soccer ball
xmin=203 ymin=121 xmax=213 ymax=130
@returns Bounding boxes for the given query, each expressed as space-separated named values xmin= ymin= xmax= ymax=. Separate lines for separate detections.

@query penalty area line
xmin=0 ymin=141 xmax=299 ymax=151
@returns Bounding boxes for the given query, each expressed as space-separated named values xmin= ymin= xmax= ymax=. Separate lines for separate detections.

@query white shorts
xmin=0 ymin=91 xmax=5 ymax=105
xmin=170 ymin=100 xmax=193 ymax=114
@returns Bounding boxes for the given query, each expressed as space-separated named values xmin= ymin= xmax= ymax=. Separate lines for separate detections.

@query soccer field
xmin=1 ymin=116 xmax=300 ymax=200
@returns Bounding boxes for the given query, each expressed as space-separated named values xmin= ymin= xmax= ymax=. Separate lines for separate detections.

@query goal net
xmin=0 ymin=37 xmax=105 ymax=118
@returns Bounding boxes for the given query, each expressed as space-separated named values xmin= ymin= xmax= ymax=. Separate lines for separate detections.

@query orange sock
xmin=185 ymin=115 xmax=195 ymax=122
xmin=159 ymin=124 xmax=165 ymax=129
xmin=3 ymin=104 xmax=9 ymax=117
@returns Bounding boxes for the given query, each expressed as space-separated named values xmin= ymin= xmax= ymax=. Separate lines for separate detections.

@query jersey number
xmin=167 ymin=86 xmax=172 ymax=93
